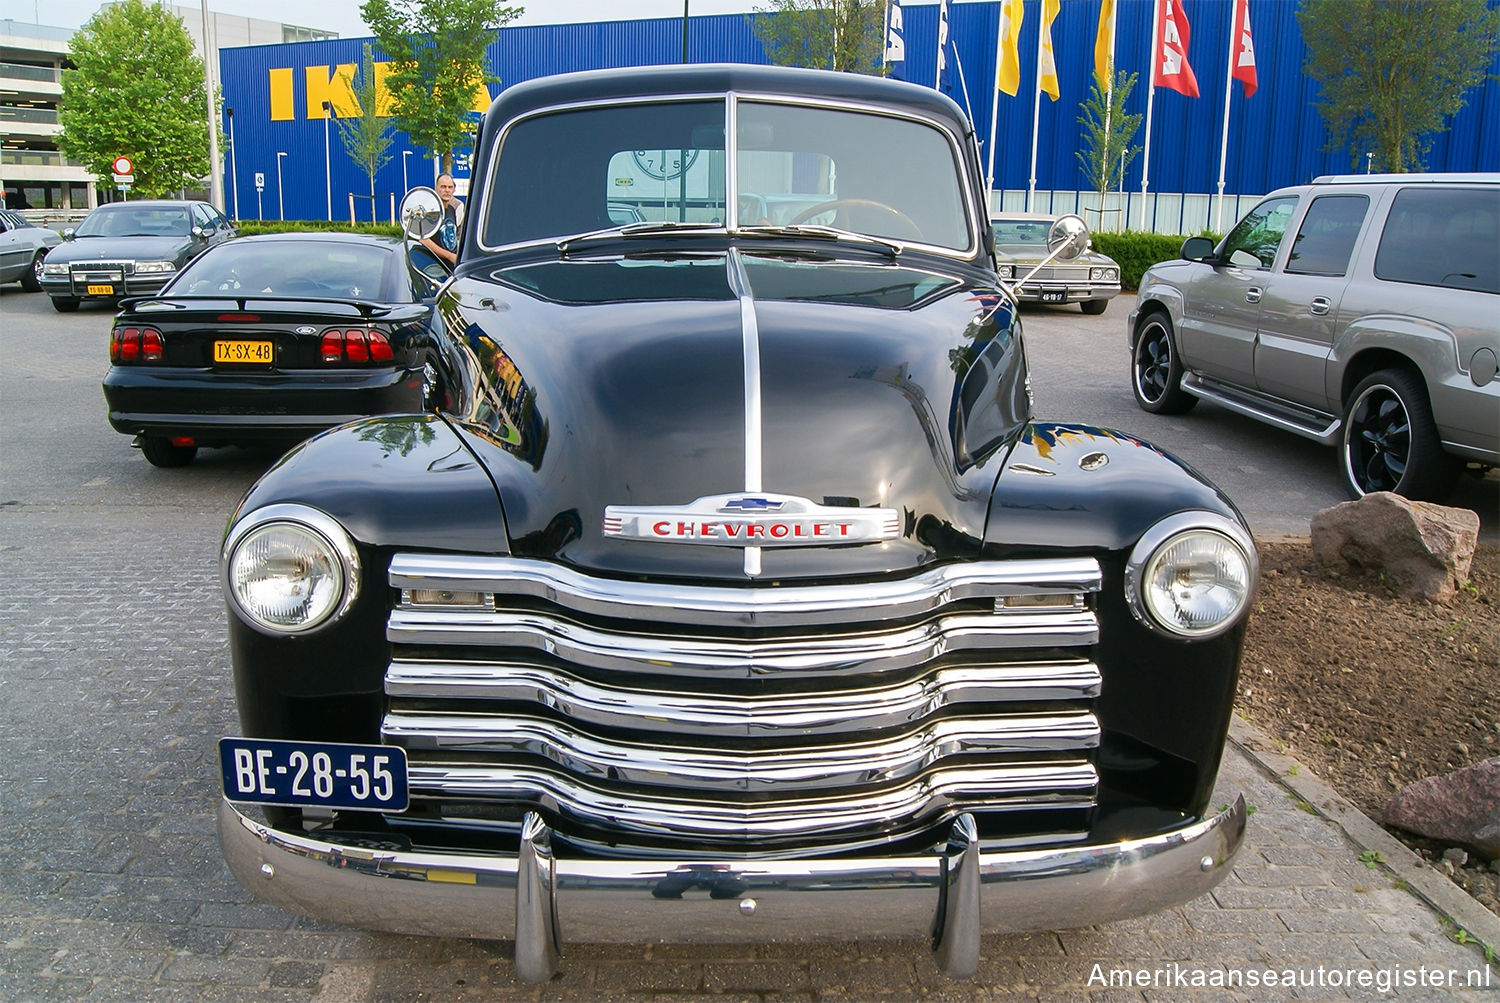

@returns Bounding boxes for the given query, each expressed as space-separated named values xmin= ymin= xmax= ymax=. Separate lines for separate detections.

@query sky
xmin=0 ymin=0 xmax=764 ymax=40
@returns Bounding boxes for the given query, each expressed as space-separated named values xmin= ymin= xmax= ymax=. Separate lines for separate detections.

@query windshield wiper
xmin=557 ymin=221 xmax=724 ymax=253
xmin=737 ymin=224 xmax=902 ymax=257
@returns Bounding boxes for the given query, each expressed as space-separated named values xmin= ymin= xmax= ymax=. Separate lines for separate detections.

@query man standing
xmin=423 ymin=173 xmax=465 ymax=266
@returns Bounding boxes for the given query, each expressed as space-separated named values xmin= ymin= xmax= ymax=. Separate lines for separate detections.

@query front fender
xmin=224 ymin=415 xmax=510 ymax=742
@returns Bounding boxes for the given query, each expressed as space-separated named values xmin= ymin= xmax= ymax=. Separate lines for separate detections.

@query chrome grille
xmin=69 ymin=260 xmax=135 ymax=275
xmin=1025 ymin=264 xmax=1090 ymax=282
xmin=383 ymin=554 xmax=1103 ymax=851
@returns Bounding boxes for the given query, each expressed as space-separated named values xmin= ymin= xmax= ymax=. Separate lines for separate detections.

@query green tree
xmin=57 ymin=0 xmax=211 ymax=198
xmin=751 ymin=0 xmax=887 ymax=74
xmin=1297 ymin=0 xmax=1500 ymax=172
xmin=339 ymin=44 xmax=395 ymax=219
xmin=360 ymin=0 xmax=523 ymax=174
xmin=1075 ymin=70 xmax=1143 ymax=225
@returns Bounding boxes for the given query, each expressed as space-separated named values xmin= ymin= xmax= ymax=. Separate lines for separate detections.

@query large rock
xmin=1310 ymin=492 xmax=1479 ymax=601
xmin=1383 ymin=758 xmax=1500 ymax=859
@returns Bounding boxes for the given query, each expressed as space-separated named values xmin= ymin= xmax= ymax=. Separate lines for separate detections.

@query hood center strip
xmin=729 ymin=248 xmax=763 ymax=578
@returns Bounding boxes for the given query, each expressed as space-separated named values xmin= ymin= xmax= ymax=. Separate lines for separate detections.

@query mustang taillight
xmin=110 ymin=326 xmax=164 ymax=363
xmin=321 ymin=328 xmax=394 ymax=364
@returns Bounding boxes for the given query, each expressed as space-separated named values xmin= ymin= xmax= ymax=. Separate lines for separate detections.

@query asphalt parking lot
xmin=0 ymin=287 xmax=1494 ymax=1000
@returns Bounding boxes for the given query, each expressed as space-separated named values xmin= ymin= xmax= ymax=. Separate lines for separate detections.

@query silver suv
xmin=1129 ymin=173 xmax=1498 ymax=500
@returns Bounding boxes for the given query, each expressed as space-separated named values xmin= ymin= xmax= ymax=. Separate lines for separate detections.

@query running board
xmin=1181 ymin=375 xmax=1342 ymax=445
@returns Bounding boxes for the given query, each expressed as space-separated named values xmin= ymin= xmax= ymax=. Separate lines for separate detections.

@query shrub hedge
xmin=235 ymin=221 xmax=403 ymax=239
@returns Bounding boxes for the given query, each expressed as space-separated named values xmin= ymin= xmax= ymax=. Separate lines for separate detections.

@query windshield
xmin=76 ymin=205 xmax=191 ymax=238
xmin=990 ymin=219 xmax=1051 ymax=248
xmin=482 ymin=97 xmax=972 ymax=253
xmin=169 ymin=240 xmax=402 ymax=301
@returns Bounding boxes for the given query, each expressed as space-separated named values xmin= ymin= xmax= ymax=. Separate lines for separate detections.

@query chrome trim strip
xmin=729 ymin=249 xmax=763 ymax=576
xmin=383 ymin=714 xmax=1100 ymax=792
xmin=386 ymin=609 xmax=1100 ymax=678
xmin=217 ymin=795 xmax=1246 ymax=953
xmin=383 ymin=660 xmax=1102 ymax=736
xmin=388 ymin=554 xmax=1103 ymax=627
xmin=402 ymin=762 xmax=1097 ymax=840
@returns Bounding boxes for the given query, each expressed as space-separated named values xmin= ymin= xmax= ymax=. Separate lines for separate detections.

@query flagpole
xmin=1105 ymin=1 xmax=1116 ymax=229
xmin=951 ymin=38 xmax=976 ymax=129
xmin=1028 ymin=4 xmax=1044 ymax=212
xmin=1139 ymin=0 xmax=1161 ymax=231
xmin=986 ymin=4 xmax=1005 ymax=205
xmin=1215 ymin=0 xmax=1238 ymax=232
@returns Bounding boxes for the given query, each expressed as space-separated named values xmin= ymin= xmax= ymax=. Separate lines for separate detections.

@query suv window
xmin=1286 ymin=194 xmax=1368 ymax=276
xmin=1219 ymin=196 xmax=1298 ymax=269
xmin=1374 ymin=187 xmax=1500 ymax=294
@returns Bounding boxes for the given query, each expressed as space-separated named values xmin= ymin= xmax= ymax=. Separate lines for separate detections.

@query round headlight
xmin=997 ymin=264 xmax=1015 ymax=279
xmin=223 ymin=505 xmax=359 ymax=634
xmin=1125 ymin=513 xmax=1257 ymax=639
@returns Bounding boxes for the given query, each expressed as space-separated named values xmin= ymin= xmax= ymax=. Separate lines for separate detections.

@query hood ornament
xmin=604 ymin=493 xmax=899 ymax=547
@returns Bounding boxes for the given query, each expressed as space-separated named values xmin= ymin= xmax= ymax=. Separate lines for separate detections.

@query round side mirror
xmin=400 ymin=187 xmax=444 ymax=241
xmin=1046 ymin=214 xmax=1091 ymax=261
xmin=62 ymin=227 xmax=76 ymax=241
xmin=192 ymin=226 xmax=210 ymax=240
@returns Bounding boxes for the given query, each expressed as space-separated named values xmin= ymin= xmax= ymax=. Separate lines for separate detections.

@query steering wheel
xmin=787 ymin=198 xmax=924 ymax=241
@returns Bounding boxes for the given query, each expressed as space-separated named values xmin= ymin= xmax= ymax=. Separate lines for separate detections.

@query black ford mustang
xmin=215 ymin=64 xmax=1255 ymax=980
xmin=102 ymin=232 xmax=449 ymax=466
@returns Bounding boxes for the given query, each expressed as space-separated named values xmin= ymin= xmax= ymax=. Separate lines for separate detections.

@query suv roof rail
xmin=1310 ymin=172 xmax=1500 ymax=185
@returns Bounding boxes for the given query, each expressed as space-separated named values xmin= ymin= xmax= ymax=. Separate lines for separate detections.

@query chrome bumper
xmin=219 ymin=794 xmax=1247 ymax=981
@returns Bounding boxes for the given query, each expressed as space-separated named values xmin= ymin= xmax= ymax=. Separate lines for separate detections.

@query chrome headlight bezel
xmin=221 ymin=504 xmax=361 ymax=636
xmin=43 ymin=262 xmax=69 ymax=275
xmin=996 ymin=264 xmax=1015 ymax=279
xmin=1090 ymin=266 xmax=1119 ymax=282
xmin=133 ymin=259 xmax=177 ymax=274
xmin=1124 ymin=511 xmax=1258 ymax=640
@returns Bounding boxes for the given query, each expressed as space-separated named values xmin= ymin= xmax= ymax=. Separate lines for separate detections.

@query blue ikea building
xmin=216 ymin=0 xmax=1500 ymax=230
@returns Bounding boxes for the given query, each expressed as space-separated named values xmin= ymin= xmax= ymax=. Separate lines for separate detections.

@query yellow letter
xmin=269 ymin=67 xmax=295 ymax=121
xmin=306 ymin=64 xmax=360 ymax=119
xmin=373 ymin=60 xmax=396 ymax=117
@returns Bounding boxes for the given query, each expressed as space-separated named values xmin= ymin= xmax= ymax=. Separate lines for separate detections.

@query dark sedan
xmin=39 ymin=199 xmax=237 ymax=311
xmin=102 ymin=232 xmax=449 ymax=467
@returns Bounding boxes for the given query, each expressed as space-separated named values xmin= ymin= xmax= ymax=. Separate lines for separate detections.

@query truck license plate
xmin=1039 ymin=290 xmax=1067 ymax=304
xmin=214 ymin=340 xmax=274 ymax=363
xmin=220 ymin=737 xmax=409 ymax=811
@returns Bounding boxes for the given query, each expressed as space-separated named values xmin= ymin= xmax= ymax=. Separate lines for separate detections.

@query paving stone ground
xmin=1 ymin=291 xmax=1493 ymax=1001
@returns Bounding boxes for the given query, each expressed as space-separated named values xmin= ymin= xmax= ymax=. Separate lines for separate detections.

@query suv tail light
xmin=110 ymin=326 xmax=164 ymax=363
xmin=320 ymin=328 xmax=394 ymax=364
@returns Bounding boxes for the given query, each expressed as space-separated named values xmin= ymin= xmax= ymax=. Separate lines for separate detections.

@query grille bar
xmin=406 ymin=762 xmax=1098 ymax=842
xmin=390 ymin=554 xmax=1101 ymax=627
xmin=386 ymin=713 xmax=1101 ymax=792
xmin=384 ymin=660 xmax=1102 ymax=737
xmin=387 ymin=609 xmax=1099 ymax=680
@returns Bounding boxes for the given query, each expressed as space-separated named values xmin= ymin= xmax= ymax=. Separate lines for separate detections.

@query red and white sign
xmin=603 ymin=493 xmax=901 ymax=548
xmin=112 ymin=155 xmax=134 ymax=175
xmin=1154 ymin=0 xmax=1200 ymax=98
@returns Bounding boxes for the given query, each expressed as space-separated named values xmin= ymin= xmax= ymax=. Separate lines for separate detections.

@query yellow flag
xmin=1094 ymin=0 xmax=1116 ymax=90
xmin=1039 ymin=0 xmax=1061 ymax=101
xmin=997 ymin=0 xmax=1025 ymax=96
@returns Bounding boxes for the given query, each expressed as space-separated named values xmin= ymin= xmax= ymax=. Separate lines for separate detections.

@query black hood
xmin=445 ymin=250 xmax=1027 ymax=580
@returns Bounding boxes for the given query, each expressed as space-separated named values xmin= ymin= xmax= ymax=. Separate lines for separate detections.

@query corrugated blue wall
xmin=218 ymin=0 xmax=1500 ymax=224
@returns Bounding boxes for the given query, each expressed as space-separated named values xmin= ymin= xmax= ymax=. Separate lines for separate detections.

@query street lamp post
xmin=225 ymin=107 xmax=239 ymax=222
xmin=402 ymin=150 xmax=413 ymax=195
xmin=276 ymin=151 xmax=287 ymax=220
xmin=200 ymin=0 xmax=223 ymax=211
xmin=322 ymin=100 xmax=333 ymax=222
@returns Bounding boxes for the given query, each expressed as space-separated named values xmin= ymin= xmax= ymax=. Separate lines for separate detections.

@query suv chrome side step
xmin=1182 ymin=374 xmax=1342 ymax=445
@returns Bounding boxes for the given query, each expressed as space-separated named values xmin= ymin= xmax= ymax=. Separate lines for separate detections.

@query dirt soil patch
xmin=1237 ymin=541 xmax=1500 ymax=919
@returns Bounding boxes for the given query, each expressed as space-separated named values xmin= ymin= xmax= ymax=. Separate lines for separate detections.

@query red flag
xmin=1231 ymin=0 xmax=1258 ymax=97
xmin=1154 ymin=0 xmax=1200 ymax=98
